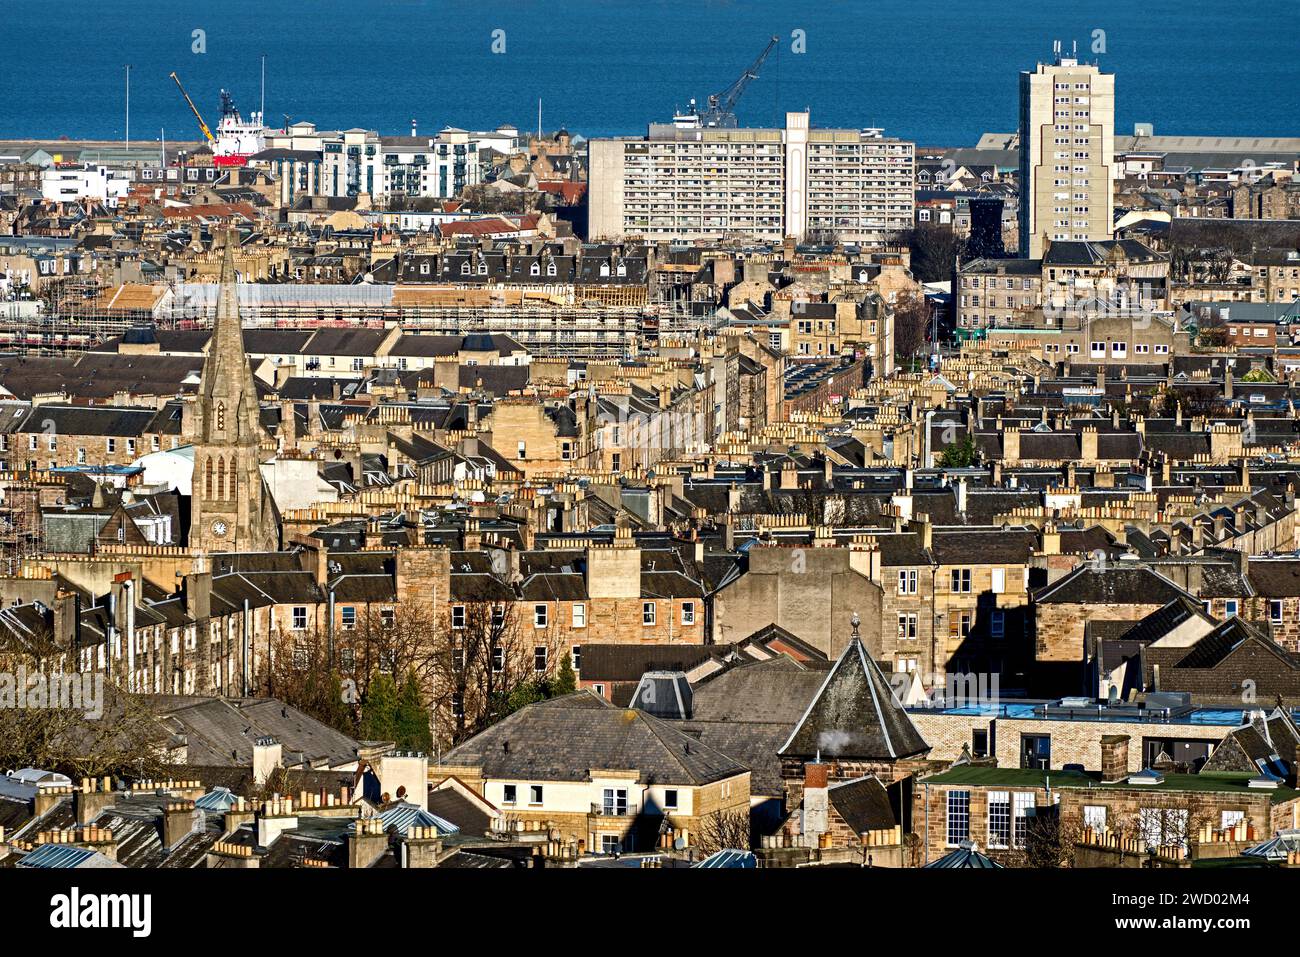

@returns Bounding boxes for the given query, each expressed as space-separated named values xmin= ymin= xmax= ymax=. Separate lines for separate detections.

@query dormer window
xmin=477 ymin=262 xmax=487 ymax=275
xmin=460 ymin=262 xmax=470 ymax=275
xmin=546 ymin=262 xmax=556 ymax=276
xmin=530 ymin=262 xmax=540 ymax=276
xmin=600 ymin=262 xmax=610 ymax=277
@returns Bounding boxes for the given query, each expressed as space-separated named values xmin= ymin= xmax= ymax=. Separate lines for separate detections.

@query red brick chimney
xmin=805 ymin=763 xmax=829 ymax=790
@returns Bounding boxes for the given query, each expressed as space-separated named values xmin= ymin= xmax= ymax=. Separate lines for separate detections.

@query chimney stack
xmin=184 ymin=568 xmax=212 ymax=621
xmin=348 ymin=816 xmax=390 ymax=869
xmin=256 ymin=796 xmax=298 ymax=849
xmin=403 ymin=825 xmax=444 ymax=868
xmin=253 ymin=736 xmax=283 ymax=787
xmin=1080 ymin=426 xmax=1099 ymax=463
xmin=802 ymin=763 xmax=829 ymax=842
xmin=1040 ymin=522 xmax=1060 ymax=556
xmin=909 ymin=512 xmax=933 ymax=550
xmin=162 ymin=800 xmax=198 ymax=851
xmin=1100 ymin=734 xmax=1130 ymax=783
xmin=75 ymin=777 xmax=118 ymax=826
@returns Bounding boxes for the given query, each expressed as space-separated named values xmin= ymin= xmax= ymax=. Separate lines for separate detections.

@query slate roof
xmin=151 ymin=696 xmax=360 ymax=768
xmin=1112 ymin=594 xmax=1209 ymax=646
xmin=930 ymin=528 xmax=1037 ymax=565
xmin=427 ymin=787 xmax=494 ymax=836
xmin=778 ymin=639 xmax=929 ymax=761
xmin=1248 ymin=558 xmax=1300 ymax=597
xmin=1034 ymin=563 xmax=1190 ymax=606
xmin=1203 ymin=707 xmax=1300 ymax=778
xmin=922 ymin=843 xmax=1004 ymax=868
xmin=827 ymin=775 xmax=898 ymax=833
xmin=15 ymin=404 xmax=156 ymax=437
xmin=628 ymin=671 xmax=693 ymax=719
xmin=439 ymin=691 xmax=746 ymax=786
xmin=1175 ymin=617 xmax=1290 ymax=670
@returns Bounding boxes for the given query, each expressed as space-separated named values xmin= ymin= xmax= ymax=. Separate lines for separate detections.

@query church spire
xmin=188 ymin=229 xmax=278 ymax=553
xmin=195 ymin=232 xmax=261 ymax=443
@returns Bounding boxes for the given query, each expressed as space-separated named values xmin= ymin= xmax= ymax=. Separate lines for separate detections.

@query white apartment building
xmin=262 ymin=121 xmax=519 ymax=204
xmin=310 ymin=124 xmax=515 ymax=203
xmin=40 ymin=164 xmax=131 ymax=206
xmin=1018 ymin=49 xmax=1116 ymax=258
xmin=588 ymin=111 xmax=914 ymax=243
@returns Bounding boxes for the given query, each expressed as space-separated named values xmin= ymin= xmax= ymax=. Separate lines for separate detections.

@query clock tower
xmin=187 ymin=233 xmax=278 ymax=553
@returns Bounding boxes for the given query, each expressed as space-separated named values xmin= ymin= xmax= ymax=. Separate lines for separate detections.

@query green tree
xmin=303 ymin=667 xmax=356 ymax=736
xmin=552 ymin=653 xmax=577 ymax=696
xmin=488 ymin=655 xmax=578 ymax=724
xmin=359 ymin=671 xmax=399 ymax=741
xmin=938 ymin=434 xmax=978 ymax=468
xmin=393 ymin=670 xmax=433 ymax=752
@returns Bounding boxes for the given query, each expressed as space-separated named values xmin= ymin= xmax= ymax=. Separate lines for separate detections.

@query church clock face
xmin=211 ymin=519 xmax=229 ymax=537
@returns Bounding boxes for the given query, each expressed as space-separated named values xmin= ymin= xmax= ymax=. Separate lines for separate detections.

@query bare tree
xmin=695 ymin=808 xmax=753 ymax=855
xmin=258 ymin=627 xmax=354 ymax=735
xmin=893 ymin=291 xmax=931 ymax=362
xmin=893 ymin=225 xmax=966 ymax=284
xmin=257 ymin=603 xmax=446 ymax=737
xmin=1110 ymin=794 xmax=1209 ymax=859
xmin=343 ymin=604 xmax=442 ymax=699
xmin=1179 ymin=384 xmax=1228 ymax=417
xmin=0 ymin=646 xmax=169 ymax=779
xmin=1005 ymin=809 xmax=1084 ymax=868
xmin=427 ymin=590 xmax=565 ymax=747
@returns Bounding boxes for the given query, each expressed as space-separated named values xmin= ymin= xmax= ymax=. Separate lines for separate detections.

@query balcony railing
xmin=590 ymin=801 xmax=638 ymax=817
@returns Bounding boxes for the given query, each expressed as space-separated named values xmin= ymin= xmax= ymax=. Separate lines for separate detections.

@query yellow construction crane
xmin=169 ymin=71 xmax=215 ymax=145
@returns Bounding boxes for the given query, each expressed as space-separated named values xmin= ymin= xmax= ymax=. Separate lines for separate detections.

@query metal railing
xmin=590 ymin=801 xmax=638 ymax=817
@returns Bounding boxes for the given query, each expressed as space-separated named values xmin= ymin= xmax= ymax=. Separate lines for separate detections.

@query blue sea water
xmin=2 ymin=0 xmax=1295 ymax=146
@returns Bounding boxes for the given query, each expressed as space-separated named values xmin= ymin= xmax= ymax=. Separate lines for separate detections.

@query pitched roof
xmin=691 ymin=656 xmax=830 ymax=725
xmin=1112 ymin=594 xmax=1210 ymax=645
xmin=1034 ymin=563 xmax=1190 ymax=606
xmin=778 ymin=639 xmax=929 ymax=761
xmin=1175 ymin=617 xmax=1293 ymax=670
xmin=439 ymin=691 xmax=746 ymax=786
xmin=579 ymin=643 xmax=721 ymax=683
xmin=922 ymin=843 xmax=1004 ymax=868
xmin=827 ymin=775 xmax=898 ymax=833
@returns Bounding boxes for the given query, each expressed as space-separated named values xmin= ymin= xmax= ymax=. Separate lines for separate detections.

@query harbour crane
xmin=696 ymin=35 xmax=780 ymax=129
xmin=169 ymin=71 xmax=216 ymax=146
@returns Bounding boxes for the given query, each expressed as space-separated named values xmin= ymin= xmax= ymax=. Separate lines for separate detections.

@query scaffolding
xmin=4 ymin=277 xmax=725 ymax=361
xmin=161 ymin=283 xmax=658 ymax=359
xmin=0 ymin=276 xmax=152 ymax=355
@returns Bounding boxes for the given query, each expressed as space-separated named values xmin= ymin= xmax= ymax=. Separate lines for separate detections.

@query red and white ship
xmin=169 ymin=71 xmax=267 ymax=168
xmin=211 ymin=90 xmax=265 ymax=167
